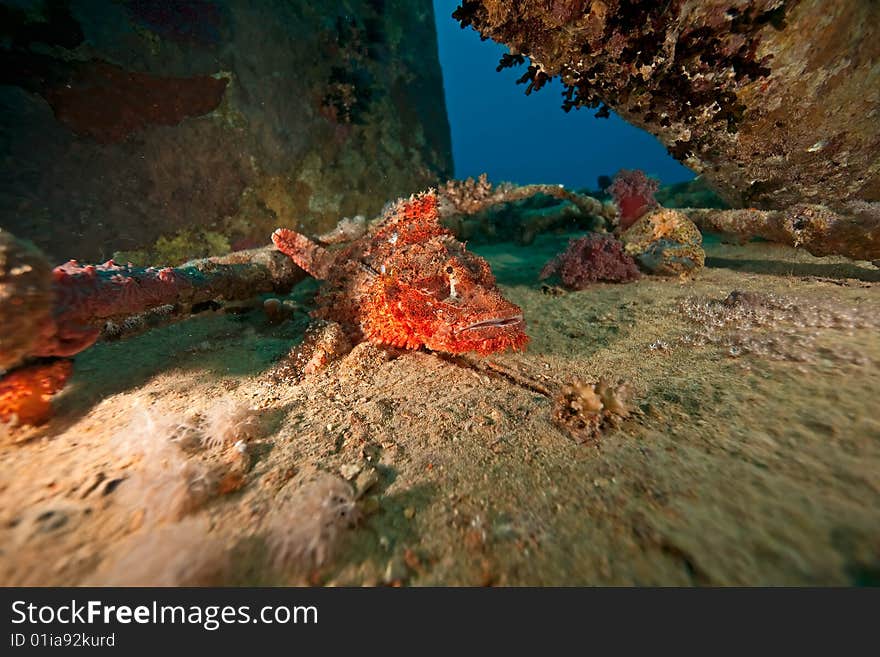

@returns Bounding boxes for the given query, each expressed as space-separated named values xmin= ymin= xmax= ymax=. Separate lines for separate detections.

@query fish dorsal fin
xmin=271 ymin=228 xmax=335 ymax=280
xmin=374 ymin=190 xmax=450 ymax=246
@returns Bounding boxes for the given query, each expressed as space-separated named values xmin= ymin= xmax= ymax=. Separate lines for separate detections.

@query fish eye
xmin=445 ymin=266 xmax=454 ymax=274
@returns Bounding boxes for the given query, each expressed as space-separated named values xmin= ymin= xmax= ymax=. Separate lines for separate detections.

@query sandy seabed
xmin=2 ymin=234 xmax=878 ymax=586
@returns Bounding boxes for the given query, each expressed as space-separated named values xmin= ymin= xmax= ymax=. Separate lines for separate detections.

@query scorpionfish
xmin=271 ymin=191 xmax=528 ymax=356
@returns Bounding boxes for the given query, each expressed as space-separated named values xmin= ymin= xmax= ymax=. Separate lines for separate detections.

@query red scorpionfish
xmin=272 ymin=191 xmax=528 ymax=356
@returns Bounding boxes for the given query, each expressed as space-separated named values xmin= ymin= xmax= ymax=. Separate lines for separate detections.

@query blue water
xmin=432 ymin=0 xmax=695 ymax=189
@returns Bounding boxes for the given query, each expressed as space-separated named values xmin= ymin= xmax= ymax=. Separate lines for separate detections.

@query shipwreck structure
xmin=453 ymin=0 xmax=879 ymax=212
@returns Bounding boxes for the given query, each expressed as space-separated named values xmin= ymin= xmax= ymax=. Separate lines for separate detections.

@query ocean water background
xmin=432 ymin=0 xmax=695 ymax=189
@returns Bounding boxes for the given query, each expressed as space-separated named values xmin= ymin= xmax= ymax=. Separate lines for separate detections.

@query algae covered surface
xmin=1 ymin=236 xmax=878 ymax=586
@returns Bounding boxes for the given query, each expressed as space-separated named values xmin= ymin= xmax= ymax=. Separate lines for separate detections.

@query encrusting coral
xmin=437 ymin=173 xmax=608 ymax=219
xmin=36 ymin=249 xmax=304 ymax=361
xmin=0 ymin=234 xmax=305 ymax=425
xmin=437 ymin=173 xmax=615 ymax=244
xmin=540 ymin=233 xmax=641 ymax=289
xmin=1 ymin=237 xmax=305 ymax=373
xmin=585 ymin=169 xmax=707 ymax=276
xmin=453 ymin=1 xmax=880 ymax=216
xmin=683 ymin=202 xmax=880 ymax=262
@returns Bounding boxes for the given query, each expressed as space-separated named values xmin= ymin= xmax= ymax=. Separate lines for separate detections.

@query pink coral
xmin=540 ymin=234 xmax=640 ymax=289
xmin=607 ymin=169 xmax=659 ymax=230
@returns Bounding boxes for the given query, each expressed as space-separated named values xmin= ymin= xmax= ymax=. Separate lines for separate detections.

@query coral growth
xmin=202 ymin=400 xmax=263 ymax=449
xmin=435 ymin=174 xmax=632 ymax=245
xmin=2 ymin=51 xmax=228 ymax=143
xmin=114 ymin=405 xmax=225 ymax=525
xmin=272 ymin=190 xmax=528 ymax=357
xmin=441 ymin=179 xmax=614 ymax=246
xmin=454 ymin=1 xmax=777 ymax=129
xmin=267 ymin=475 xmax=360 ymax=577
xmin=0 ymin=359 xmax=72 ymax=427
xmin=438 ymin=173 xmax=609 ymax=222
xmin=621 ymin=209 xmax=705 ymax=276
xmin=453 ymin=1 xmax=880 ymax=212
xmin=1 ymin=1 xmax=453 ymax=271
xmin=677 ymin=289 xmax=880 ymax=364
xmin=4 ymin=244 xmax=304 ymax=369
xmin=540 ymin=233 xmax=641 ymax=289
xmin=607 ymin=170 xmax=660 ymax=231
xmin=552 ymin=379 xmax=631 ymax=444
xmin=37 ymin=260 xmax=196 ymax=358
xmin=0 ymin=230 xmax=53 ymax=372
xmin=684 ymin=202 xmax=880 ymax=262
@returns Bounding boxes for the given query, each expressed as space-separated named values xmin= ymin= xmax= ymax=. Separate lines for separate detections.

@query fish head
xmin=365 ymin=238 xmax=528 ymax=355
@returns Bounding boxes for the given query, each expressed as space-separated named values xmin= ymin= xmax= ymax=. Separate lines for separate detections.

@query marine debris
xmin=438 ymin=173 xmax=608 ymax=219
xmin=540 ymin=233 xmax=640 ymax=289
xmin=272 ymin=190 xmax=529 ymax=357
xmin=0 ymin=233 xmax=304 ymax=373
xmin=683 ymin=203 xmax=880 ymax=262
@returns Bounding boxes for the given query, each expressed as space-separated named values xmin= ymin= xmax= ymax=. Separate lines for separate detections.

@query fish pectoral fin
xmin=272 ymin=228 xmax=334 ymax=280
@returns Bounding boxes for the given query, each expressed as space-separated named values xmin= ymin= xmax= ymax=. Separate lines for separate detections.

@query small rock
xmin=354 ymin=467 xmax=379 ymax=497
xmin=340 ymin=463 xmax=362 ymax=480
xmin=383 ymin=553 xmax=409 ymax=584
xmin=403 ymin=507 xmax=415 ymax=520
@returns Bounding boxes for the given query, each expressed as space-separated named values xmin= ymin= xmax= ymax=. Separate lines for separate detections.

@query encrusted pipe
xmin=683 ymin=203 xmax=880 ymax=261
xmin=1 ymin=231 xmax=306 ymax=373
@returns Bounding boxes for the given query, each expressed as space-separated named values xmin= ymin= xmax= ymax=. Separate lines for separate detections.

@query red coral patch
xmin=0 ymin=359 xmax=73 ymax=426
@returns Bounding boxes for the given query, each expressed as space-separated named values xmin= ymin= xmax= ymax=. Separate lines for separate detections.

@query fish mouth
xmin=459 ymin=314 xmax=524 ymax=333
